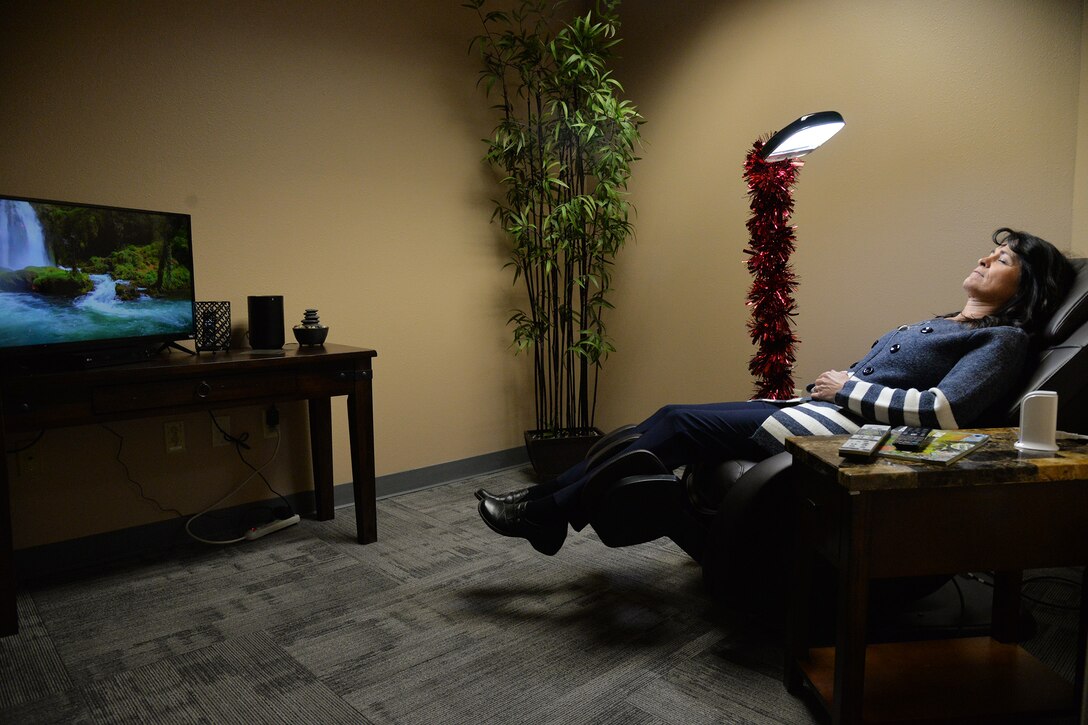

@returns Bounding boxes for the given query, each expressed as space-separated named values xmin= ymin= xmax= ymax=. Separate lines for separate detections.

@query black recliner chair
xmin=584 ymin=257 xmax=1088 ymax=614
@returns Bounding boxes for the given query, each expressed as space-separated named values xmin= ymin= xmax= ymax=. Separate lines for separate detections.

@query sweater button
xmin=890 ymin=344 xmax=900 ymax=353
xmin=920 ymin=326 xmax=934 ymax=334
xmin=862 ymin=366 xmax=874 ymax=375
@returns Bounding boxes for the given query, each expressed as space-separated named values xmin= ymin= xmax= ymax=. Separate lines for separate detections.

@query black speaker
xmin=247 ymin=295 xmax=285 ymax=349
xmin=195 ymin=301 xmax=231 ymax=352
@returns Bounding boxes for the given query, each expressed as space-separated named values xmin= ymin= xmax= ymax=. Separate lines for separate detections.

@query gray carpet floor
xmin=0 ymin=465 xmax=1082 ymax=724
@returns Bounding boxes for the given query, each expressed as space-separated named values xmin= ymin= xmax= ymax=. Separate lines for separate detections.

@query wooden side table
xmin=0 ymin=344 xmax=377 ymax=637
xmin=784 ymin=429 xmax=1088 ymax=723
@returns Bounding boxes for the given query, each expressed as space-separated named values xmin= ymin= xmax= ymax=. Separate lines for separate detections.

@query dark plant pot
xmin=524 ymin=427 xmax=603 ymax=480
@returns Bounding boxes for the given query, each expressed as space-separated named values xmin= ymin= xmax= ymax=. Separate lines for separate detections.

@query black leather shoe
xmin=474 ymin=487 xmax=536 ymax=504
xmin=478 ymin=498 xmax=567 ymax=556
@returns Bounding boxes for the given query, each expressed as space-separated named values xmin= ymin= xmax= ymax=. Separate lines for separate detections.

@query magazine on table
xmin=875 ymin=427 xmax=991 ymax=465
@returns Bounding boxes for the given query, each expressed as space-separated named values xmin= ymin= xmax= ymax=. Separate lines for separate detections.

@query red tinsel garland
xmin=743 ymin=139 xmax=802 ymax=400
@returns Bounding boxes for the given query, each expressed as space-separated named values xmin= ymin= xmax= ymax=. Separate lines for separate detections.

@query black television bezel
xmin=0 ymin=193 xmax=197 ymax=366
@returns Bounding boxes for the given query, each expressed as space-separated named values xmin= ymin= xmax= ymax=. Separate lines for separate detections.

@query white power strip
xmin=244 ymin=514 xmax=301 ymax=540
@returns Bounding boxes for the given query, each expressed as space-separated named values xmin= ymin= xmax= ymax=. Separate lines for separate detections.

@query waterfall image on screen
xmin=0 ymin=195 xmax=196 ymax=352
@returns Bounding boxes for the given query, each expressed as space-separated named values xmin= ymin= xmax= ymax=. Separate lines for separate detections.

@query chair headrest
xmin=1043 ymin=258 xmax=1088 ymax=344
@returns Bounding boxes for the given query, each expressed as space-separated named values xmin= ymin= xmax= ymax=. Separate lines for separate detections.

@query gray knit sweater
xmin=752 ymin=318 xmax=1029 ymax=454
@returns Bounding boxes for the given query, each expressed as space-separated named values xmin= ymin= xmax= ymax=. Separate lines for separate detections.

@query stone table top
xmin=784 ymin=428 xmax=1088 ymax=492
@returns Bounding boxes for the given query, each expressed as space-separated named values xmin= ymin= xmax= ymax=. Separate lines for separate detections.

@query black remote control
xmin=892 ymin=426 xmax=933 ymax=451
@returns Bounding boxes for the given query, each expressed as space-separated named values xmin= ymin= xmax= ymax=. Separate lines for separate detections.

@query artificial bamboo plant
xmin=467 ymin=0 xmax=643 ymax=438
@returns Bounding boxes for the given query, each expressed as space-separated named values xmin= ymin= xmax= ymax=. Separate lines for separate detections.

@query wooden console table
xmin=784 ymin=429 xmax=1088 ymax=723
xmin=0 ymin=343 xmax=377 ymax=637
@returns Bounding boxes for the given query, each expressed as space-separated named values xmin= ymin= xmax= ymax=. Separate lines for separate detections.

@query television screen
xmin=0 ymin=194 xmax=195 ymax=360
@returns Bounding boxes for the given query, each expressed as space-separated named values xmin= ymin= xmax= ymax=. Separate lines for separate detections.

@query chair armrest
xmin=714 ymin=452 xmax=794 ymax=532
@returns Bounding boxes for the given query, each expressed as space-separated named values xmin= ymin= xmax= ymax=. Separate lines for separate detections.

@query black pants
xmin=545 ymin=401 xmax=780 ymax=529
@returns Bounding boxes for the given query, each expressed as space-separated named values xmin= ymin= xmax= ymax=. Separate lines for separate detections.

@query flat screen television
xmin=0 ymin=194 xmax=196 ymax=367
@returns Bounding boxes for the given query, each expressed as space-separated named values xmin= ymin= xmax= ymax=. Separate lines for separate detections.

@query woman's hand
xmin=810 ymin=370 xmax=850 ymax=402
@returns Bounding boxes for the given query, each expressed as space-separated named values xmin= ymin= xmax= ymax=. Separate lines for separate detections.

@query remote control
xmin=892 ymin=426 xmax=933 ymax=451
xmin=838 ymin=424 xmax=892 ymax=458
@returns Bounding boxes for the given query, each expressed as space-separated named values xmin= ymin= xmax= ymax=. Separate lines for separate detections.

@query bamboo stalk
xmin=470 ymin=0 xmax=642 ymax=436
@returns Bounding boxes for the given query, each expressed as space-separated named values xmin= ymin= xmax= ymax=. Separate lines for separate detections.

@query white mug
xmin=1015 ymin=390 xmax=1059 ymax=452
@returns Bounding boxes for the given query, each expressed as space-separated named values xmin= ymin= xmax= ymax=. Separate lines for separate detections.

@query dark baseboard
xmin=373 ymin=445 xmax=529 ymax=501
xmin=15 ymin=446 xmax=528 ymax=583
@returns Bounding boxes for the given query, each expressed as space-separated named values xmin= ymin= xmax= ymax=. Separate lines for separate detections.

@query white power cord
xmin=185 ymin=432 xmax=281 ymax=545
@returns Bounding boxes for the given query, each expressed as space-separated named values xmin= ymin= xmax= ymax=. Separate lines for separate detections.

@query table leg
xmin=347 ymin=372 xmax=376 ymax=545
xmin=1077 ymin=565 xmax=1086 ymax=718
xmin=307 ymin=397 xmax=334 ymax=521
xmin=0 ymin=457 xmax=15 ymax=636
xmin=832 ymin=494 xmax=872 ymax=725
xmin=785 ymin=486 xmax=816 ymax=693
xmin=0 ymin=402 xmax=15 ymax=636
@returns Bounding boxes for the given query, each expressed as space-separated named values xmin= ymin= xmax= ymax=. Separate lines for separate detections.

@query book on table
xmin=875 ymin=427 xmax=990 ymax=465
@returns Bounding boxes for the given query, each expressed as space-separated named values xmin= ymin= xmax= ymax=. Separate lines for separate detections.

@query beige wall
xmin=1075 ymin=0 xmax=1088 ymax=243
xmin=600 ymin=0 xmax=1086 ymax=427
xmin=2 ymin=0 xmax=1085 ymax=548
xmin=1 ymin=1 xmax=530 ymax=547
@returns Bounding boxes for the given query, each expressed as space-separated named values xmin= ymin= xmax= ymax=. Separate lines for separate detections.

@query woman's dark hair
xmin=949 ymin=227 xmax=1075 ymax=336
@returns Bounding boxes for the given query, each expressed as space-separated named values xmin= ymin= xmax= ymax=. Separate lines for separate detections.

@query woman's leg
xmin=550 ymin=401 xmax=778 ymax=529
xmin=534 ymin=401 xmax=772 ymax=494
xmin=478 ymin=400 xmax=778 ymax=554
xmin=624 ymin=401 xmax=779 ymax=469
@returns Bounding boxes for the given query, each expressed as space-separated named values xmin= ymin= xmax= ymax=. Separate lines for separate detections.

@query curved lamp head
xmin=760 ymin=111 xmax=845 ymax=162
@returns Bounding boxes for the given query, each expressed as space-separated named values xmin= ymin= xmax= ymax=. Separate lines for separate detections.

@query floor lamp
xmin=743 ymin=111 xmax=845 ymax=399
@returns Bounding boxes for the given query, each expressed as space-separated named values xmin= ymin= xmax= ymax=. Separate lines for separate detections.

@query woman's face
xmin=963 ymin=243 xmax=1021 ymax=306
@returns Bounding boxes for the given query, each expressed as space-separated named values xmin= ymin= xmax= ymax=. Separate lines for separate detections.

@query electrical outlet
xmin=263 ymin=406 xmax=279 ymax=438
xmin=17 ymin=447 xmax=43 ymax=476
xmin=164 ymin=421 xmax=186 ymax=452
xmin=212 ymin=415 xmax=231 ymax=447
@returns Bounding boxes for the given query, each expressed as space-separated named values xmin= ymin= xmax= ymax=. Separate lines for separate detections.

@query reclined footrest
xmin=590 ymin=473 xmax=683 ymax=548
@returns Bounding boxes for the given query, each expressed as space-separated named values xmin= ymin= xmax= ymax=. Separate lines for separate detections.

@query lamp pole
xmin=742 ymin=112 xmax=844 ymax=400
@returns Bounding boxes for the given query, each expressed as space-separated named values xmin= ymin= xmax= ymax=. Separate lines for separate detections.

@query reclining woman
xmin=478 ymin=228 xmax=1076 ymax=556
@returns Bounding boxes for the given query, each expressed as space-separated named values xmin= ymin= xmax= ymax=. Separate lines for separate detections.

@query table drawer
xmin=92 ymin=371 xmax=299 ymax=413
xmin=3 ymin=380 xmax=93 ymax=429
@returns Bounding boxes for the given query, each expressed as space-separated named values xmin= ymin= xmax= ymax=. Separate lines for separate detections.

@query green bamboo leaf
xmin=469 ymin=0 xmax=641 ymax=430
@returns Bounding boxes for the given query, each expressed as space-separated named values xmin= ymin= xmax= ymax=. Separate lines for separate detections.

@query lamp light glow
xmin=760 ymin=111 xmax=845 ymax=162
